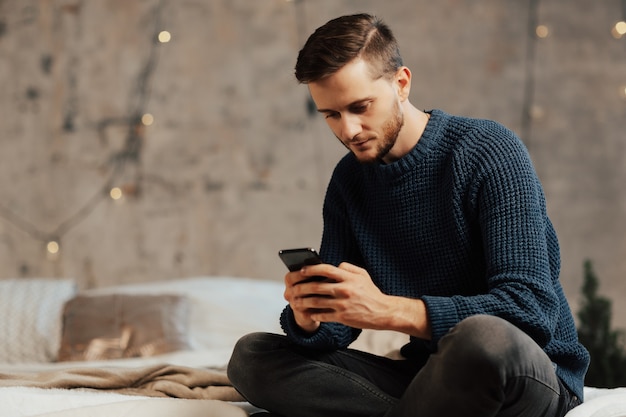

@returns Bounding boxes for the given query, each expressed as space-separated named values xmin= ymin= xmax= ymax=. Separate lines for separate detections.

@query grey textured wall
xmin=0 ymin=1 xmax=624 ymax=326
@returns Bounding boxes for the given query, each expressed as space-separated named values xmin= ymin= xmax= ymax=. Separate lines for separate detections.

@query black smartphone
xmin=278 ymin=247 xmax=322 ymax=272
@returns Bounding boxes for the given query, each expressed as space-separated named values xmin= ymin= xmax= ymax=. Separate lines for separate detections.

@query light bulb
xmin=47 ymin=241 xmax=60 ymax=254
xmin=110 ymin=187 xmax=123 ymax=200
xmin=141 ymin=113 xmax=154 ymax=126
xmin=158 ymin=30 xmax=171 ymax=43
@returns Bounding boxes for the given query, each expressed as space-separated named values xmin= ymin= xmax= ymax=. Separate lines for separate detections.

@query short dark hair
xmin=295 ymin=13 xmax=403 ymax=84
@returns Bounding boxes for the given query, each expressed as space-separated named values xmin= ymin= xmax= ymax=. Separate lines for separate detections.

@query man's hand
xmin=283 ymin=262 xmax=431 ymax=339
xmin=283 ymin=268 xmax=325 ymax=333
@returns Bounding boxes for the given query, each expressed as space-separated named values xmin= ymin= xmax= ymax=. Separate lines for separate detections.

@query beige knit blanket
xmin=0 ymin=363 xmax=244 ymax=401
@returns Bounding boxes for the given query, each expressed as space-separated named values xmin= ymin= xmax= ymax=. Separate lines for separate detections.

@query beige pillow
xmin=58 ymin=294 xmax=190 ymax=361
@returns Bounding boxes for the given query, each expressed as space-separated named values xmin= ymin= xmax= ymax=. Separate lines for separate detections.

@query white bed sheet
xmin=0 ymin=387 xmax=247 ymax=417
xmin=2 ymin=386 xmax=626 ymax=417
xmin=566 ymin=387 xmax=626 ymax=417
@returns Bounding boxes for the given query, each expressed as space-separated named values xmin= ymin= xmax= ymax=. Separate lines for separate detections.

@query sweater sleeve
xmin=279 ymin=306 xmax=361 ymax=350
xmin=278 ymin=156 xmax=363 ymax=350
xmin=422 ymin=122 xmax=560 ymax=347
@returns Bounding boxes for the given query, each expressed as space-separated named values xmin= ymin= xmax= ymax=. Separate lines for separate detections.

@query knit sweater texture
xmin=280 ymin=109 xmax=589 ymax=400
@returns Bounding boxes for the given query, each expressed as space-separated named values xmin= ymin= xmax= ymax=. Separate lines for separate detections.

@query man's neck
xmin=382 ymin=104 xmax=430 ymax=164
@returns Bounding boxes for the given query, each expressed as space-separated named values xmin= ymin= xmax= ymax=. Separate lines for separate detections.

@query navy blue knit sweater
xmin=280 ymin=109 xmax=589 ymax=400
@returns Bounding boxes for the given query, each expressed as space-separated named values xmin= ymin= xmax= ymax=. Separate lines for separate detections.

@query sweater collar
xmin=372 ymin=109 xmax=446 ymax=180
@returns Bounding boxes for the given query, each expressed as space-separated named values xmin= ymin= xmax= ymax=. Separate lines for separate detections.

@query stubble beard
xmin=356 ymin=101 xmax=404 ymax=164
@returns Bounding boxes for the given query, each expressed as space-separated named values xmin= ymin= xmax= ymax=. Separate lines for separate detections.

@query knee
xmin=229 ymin=332 xmax=270 ymax=362
xmin=440 ymin=315 xmax=534 ymax=377
xmin=227 ymin=332 xmax=283 ymax=393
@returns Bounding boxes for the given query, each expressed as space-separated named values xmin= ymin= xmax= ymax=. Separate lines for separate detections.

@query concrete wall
xmin=0 ymin=0 xmax=624 ymax=327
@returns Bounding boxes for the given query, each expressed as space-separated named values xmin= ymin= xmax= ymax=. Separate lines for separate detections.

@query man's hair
xmin=295 ymin=13 xmax=403 ymax=84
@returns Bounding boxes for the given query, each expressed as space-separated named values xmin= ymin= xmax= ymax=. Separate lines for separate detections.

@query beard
xmin=346 ymin=100 xmax=404 ymax=164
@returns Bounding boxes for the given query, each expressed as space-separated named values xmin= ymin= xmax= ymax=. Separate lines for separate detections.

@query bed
xmin=0 ymin=277 xmax=624 ymax=417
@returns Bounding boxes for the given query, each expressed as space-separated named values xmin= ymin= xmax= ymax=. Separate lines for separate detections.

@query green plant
xmin=577 ymin=260 xmax=626 ymax=387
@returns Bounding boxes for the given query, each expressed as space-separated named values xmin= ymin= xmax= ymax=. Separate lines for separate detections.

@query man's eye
xmin=351 ymin=104 xmax=368 ymax=114
xmin=324 ymin=113 xmax=340 ymax=119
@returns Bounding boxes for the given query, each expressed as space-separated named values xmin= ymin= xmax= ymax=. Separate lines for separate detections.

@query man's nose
xmin=340 ymin=114 xmax=362 ymax=141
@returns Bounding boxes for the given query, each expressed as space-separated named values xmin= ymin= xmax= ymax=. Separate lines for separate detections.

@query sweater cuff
xmin=279 ymin=306 xmax=356 ymax=350
xmin=420 ymin=295 xmax=461 ymax=343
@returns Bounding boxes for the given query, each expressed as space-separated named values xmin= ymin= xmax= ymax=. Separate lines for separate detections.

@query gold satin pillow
xmin=58 ymin=294 xmax=190 ymax=362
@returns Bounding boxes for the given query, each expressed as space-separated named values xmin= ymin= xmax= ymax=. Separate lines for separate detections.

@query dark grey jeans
xmin=227 ymin=315 xmax=580 ymax=417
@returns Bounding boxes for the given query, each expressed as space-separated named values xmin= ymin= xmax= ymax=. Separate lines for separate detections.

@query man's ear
xmin=396 ymin=66 xmax=412 ymax=101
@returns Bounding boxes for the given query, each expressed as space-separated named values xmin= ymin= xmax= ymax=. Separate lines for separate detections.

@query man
xmin=228 ymin=13 xmax=589 ymax=417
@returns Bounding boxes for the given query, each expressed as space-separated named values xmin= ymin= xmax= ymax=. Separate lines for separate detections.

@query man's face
xmin=308 ymin=58 xmax=404 ymax=164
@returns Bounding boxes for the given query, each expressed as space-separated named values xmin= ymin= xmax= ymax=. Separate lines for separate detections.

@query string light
xmin=46 ymin=240 xmax=61 ymax=261
xmin=0 ymin=0 xmax=168 ymax=262
xmin=47 ymin=240 xmax=60 ymax=254
xmin=141 ymin=113 xmax=154 ymax=126
xmin=110 ymin=187 xmax=123 ymax=200
xmin=158 ymin=30 xmax=171 ymax=43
